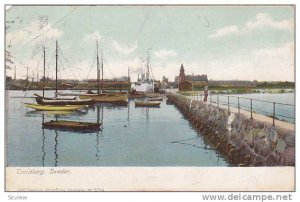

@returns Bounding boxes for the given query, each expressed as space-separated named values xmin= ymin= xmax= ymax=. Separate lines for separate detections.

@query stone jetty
xmin=167 ymin=92 xmax=295 ymax=166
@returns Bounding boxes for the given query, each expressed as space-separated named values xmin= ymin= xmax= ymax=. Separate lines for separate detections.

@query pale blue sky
xmin=6 ymin=5 xmax=294 ymax=81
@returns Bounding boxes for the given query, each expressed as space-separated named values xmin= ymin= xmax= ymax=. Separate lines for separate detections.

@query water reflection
xmin=38 ymin=104 xmax=108 ymax=166
xmin=8 ymin=91 xmax=229 ymax=166
xmin=41 ymin=114 xmax=46 ymax=167
xmin=95 ymin=104 xmax=104 ymax=161
xmin=54 ymin=130 xmax=59 ymax=167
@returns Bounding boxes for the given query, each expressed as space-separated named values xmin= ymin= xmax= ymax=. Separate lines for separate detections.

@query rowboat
xmin=43 ymin=120 xmax=101 ymax=132
xmin=148 ymin=97 xmax=163 ymax=101
xmin=135 ymin=101 xmax=161 ymax=107
xmin=24 ymin=103 xmax=87 ymax=111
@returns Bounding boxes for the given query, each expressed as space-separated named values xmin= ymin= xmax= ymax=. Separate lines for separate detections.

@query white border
xmin=1 ymin=0 xmax=299 ymax=201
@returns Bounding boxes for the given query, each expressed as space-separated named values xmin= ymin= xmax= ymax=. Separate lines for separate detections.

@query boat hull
xmin=79 ymin=93 xmax=128 ymax=104
xmin=43 ymin=120 xmax=101 ymax=132
xmin=148 ymin=97 xmax=163 ymax=101
xmin=135 ymin=101 xmax=161 ymax=107
xmin=35 ymin=97 xmax=94 ymax=105
xmin=24 ymin=103 xmax=86 ymax=111
xmin=131 ymin=82 xmax=154 ymax=93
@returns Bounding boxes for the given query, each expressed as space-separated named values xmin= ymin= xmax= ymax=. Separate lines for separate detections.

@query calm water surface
xmin=6 ymin=90 xmax=228 ymax=167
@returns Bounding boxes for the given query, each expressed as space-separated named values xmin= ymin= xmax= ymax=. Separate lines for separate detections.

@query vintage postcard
xmin=5 ymin=5 xmax=295 ymax=191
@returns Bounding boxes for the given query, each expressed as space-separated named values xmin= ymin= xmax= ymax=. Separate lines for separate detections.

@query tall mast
xmin=101 ymin=48 xmax=104 ymax=93
xmin=146 ymin=52 xmax=150 ymax=81
xmin=96 ymin=41 xmax=100 ymax=94
xmin=43 ymin=46 xmax=46 ymax=98
xmin=55 ymin=40 xmax=58 ymax=96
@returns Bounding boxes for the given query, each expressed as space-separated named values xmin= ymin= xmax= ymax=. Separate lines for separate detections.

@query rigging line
xmin=57 ymin=47 xmax=80 ymax=80
xmin=45 ymin=49 xmax=56 ymax=78
xmin=31 ymin=44 xmax=43 ymax=59
xmin=17 ymin=7 xmax=78 ymax=51
xmin=58 ymin=55 xmax=75 ymax=81
xmin=85 ymin=47 xmax=97 ymax=81
xmin=103 ymin=59 xmax=115 ymax=78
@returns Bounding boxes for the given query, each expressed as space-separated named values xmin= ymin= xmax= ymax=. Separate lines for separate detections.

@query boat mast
xmin=101 ymin=47 xmax=104 ymax=93
xmin=43 ymin=46 xmax=46 ymax=98
xmin=146 ymin=52 xmax=150 ymax=81
xmin=55 ymin=40 xmax=58 ymax=96
xmin=96 ymin=41 xmax=100 ymax=94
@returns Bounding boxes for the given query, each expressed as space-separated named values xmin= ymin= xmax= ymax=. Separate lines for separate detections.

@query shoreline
xmin=178 ymin=88 xmax=295 ymax=96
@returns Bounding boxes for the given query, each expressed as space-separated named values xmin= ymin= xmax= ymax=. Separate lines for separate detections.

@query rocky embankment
xmin=167 ymin=93 xmax=295 ymax=166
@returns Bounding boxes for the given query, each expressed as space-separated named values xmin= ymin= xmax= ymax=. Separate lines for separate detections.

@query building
xmin=178 ymin=64 xmax=192 ymax=91
xmin=176 ymin=64 xmax=208 ymax=90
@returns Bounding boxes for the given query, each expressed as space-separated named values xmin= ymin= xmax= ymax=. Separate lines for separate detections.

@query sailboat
xmin=35 ymin=41 xmax=94 ymax=105
xmin=79 ymin=42 xmax=128 ymax=104
xmin=131 ymin=51 xmax=154 ymax=93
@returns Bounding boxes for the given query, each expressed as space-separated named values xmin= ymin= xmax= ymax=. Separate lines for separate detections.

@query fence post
xmin=201 ymin=93 xmax=202 ymax=102
xmin=273 ymin=102 xmax=275 ymax=126
xmin=237 ymin=97 xmax=240 ymax=114
xmin=210 ymin=94 xmax=212 ymax=104
xmin=250 ymin=99 xmax=253 ymax=119
xmin=227 ymin=96 xmax=230 ymax=111
xmin=217 ymin=94 xmax=219 ymax=108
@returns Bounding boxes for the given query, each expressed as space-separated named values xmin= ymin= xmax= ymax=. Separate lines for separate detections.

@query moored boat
xmin=79 ymin=93 xmax=127 ymax=104
xmin=34 ymin=42 xmax=93 ymax=105
xmin=135 ymin=101 xmax=161 ymax=107
xmin=78 ymin=42 xmax=128 ymax=104
xmin=35 ymin=94 xmax=94 ymax=105
xmin=24 ymin=103 xmax=87 ymax=111
xmin=131 ymin=51 xmax=154 ymax=93
xmin=128 ymin=91 xmax=145 ymax=98
xmin=148 ymin=97 xmax=163 ymax=101
xmin=42 ymin=120 xmax=101 ymax=132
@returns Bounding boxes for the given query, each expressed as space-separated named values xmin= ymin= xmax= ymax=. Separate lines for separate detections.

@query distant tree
xmin=40 ymin=76 xmax=52 ymax=82
xmin=6 ymin=76 xmax=12 ymax=83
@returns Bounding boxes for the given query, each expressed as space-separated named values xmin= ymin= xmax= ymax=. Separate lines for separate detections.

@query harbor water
xmin=6 ymin=90 xmax=228 ymax=167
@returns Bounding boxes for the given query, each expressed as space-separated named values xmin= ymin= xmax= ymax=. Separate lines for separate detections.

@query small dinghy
xmin=148 ymin=97 xmax=163 ymax=101
xmin=42 ymin=120 xmax=101 ymax=132
xmin=135 ymin=101 xmax=161 ymax=107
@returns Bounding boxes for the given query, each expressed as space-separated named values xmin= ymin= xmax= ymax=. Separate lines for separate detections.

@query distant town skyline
xmin=5 ymin=5 xmax=294 ymax=82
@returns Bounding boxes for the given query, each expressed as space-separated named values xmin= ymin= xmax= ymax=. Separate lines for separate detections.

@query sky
xmin=5 ymin=5 xmax=295 ymax=82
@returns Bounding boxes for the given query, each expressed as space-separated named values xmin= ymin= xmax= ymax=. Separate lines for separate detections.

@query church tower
xmin=178 ymin=64 xmax=186 ymax=91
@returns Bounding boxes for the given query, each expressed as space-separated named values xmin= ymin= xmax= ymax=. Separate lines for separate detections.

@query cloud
xmin=154 ymin=49 xmax=178 ymax=58
xmin=246 ymin=13 xmax=293 ymax=31
xmin=209 ymin=13 xmax=293 ymax=38
xmin=84 ymin=31 xmax=103 ymax=42
xmin=209 ymin=25 xmax=241 ymax=38
xmin=206 ymin=42 xmax=294 ymax=81
xmin=111 ymin=40 xmax=137 ymax=54
xmin=6 ymin=21 xmax=63 ymax=48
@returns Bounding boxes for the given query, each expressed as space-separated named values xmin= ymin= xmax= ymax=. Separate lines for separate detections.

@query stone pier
xmin=167 ymin=92 xmax=295 ymax=166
